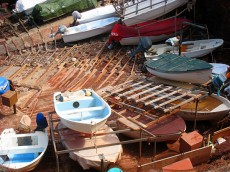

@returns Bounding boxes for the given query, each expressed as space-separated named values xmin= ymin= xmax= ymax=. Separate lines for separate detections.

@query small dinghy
xmin=54 ymin=89 xmax=111 ymax=134
xmin=144 ymin=54 xmax=213 ymax=84
xmin=145 ymin=39 xmax=224 ymax=60
xmin=0 ymin=128 xmax=48 ymax=172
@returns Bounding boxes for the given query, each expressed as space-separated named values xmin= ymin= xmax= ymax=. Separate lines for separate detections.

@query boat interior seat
xmin=65 ymin=105 xmax=106 ymax=115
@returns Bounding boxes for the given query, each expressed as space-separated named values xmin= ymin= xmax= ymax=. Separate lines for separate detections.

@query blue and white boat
xmin=0 ymin=128 xmax=48 ymax=171
xmin=0 ymin=77 xmax=10 ymax=95
xmin=53 ymin=89 xmax=111 ymax=134
xmin=62 ymin=17 xmax=120 ymax=43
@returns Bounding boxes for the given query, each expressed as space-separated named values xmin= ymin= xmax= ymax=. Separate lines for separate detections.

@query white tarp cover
xmin=15 ymin=0 xmax=47 ymax=13
xmin=58 ymin=123 xmax=123 ymax=170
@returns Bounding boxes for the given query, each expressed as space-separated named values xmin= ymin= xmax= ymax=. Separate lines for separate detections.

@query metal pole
xmin=193 ymin=98 xmax=199 ymax=131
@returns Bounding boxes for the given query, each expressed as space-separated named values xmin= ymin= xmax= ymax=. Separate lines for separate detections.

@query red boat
xmin=108 ymin=18 xmax=191 ymax=46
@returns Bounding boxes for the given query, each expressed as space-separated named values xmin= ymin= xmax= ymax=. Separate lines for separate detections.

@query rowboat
xmin=53 ymin=89 xmax=111 ymax=134
xmin=78 ymin=5 xmax=117 ymax=25
xmin=117 ymin=0 xmax=189 ymax=26
xmin=176 ymin=91 xmax=230 ymax=121
xmin=145 ymin=39 xmax=224 ymax=60
xmin=144 ymin=54 xmax=213 ymax=84
xmin=108 ymin=18 xmax=191 ymax=46
xmin=0 ymin=128 xmax=48 ymax=172
xmin=62 ymin=17 xmax=119 ymax=43
xmin=58 ymin=123 xmax=122 ymax=170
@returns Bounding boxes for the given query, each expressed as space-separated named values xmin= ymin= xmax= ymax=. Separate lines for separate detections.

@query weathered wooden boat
xmin=14 ymin=0 xmax=47 ymax=15
xmin=53 ymin=89 xmax=111 ymax=134
xmin=62 ymin=17 xmax=119 ymax=43
xmin=145 ymin=39 xmax=224 ymax=60
xmin=58 ymin=123 xmax=122 ymax=170
xmin=78 ymin=5 xmax=117 ymax=25
xmin=176 ymin=91 xmax=230 ymax=121
xmin=108 ymin=18 xmax=190 ymax=46
xmin=115 ymin=0 xmax=189 ymax=26
xmin=144 ymin=54 xmax=213 ymax=84
xmin=0 ymin=128 xmax=48 ymax=172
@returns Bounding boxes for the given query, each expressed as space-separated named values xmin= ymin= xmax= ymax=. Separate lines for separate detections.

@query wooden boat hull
xmin=58 ymin=123 xmax=122 ymax=170
xmin=145 ymin=39 xmax=224 ymax=60
xmin=123 ymin=0 xmax=188 ymax=26
xmin=0 ymin=129 xmax=48 ymax=172
xmin=54 ymin=89 xmax=111 ymax=134
xmin=118 ymin=115 xmax=186 ymax=142
xmin=176 ymin=93 xmax=230 ymax=121
xmin=63 ymin=17 xmax=119 ymax=43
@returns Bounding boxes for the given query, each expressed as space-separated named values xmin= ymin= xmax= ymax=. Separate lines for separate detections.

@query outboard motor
xmin=35 ymin=112 xmax=48 ymax=132
xmin=128 ymin=37 xmax=152 ymax=58
xmin=49 ymin=25 xmax=68 ymax=38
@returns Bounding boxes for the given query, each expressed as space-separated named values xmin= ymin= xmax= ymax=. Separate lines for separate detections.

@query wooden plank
xmin=9 ymin=64 xmax=27 ymax=80
xmin=136 ymin=86 xmax=173 ymax=103
xmin=118 ymin=82 xmax=153 ymax=98
xmin=117 ymin=118 xmax=140 ymax=131
xmin=212 ymin=126 xmax=230 ymax=143
xmin=154 ymin=91 xmax=191 ymax=109
xmin=127 ymin=84 xmax=163 ymax=100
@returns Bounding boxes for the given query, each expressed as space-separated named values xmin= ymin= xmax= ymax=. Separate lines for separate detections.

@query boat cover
xmin=0 ymin=77 xmax=10 ymax=95
xmin=31 ymin=0 xmax=97 ymax=23
xmin=108 ymin=18 xmax=191 ymax=44
xmin=144 ymin=54 xmax=213 ymax=72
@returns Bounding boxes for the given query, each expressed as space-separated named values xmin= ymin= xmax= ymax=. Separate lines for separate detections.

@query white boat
xmin=145 ymin=39 xmax=224 ymax=60
xmin=211 ymin=63 xmax=229 ymax=75
xmin=62 ymin=17 xmax=119 ymax=43
xmin=119 ymin=0 xmax=189 ymax=26
xmin=53 ymin=89 xmax=111 ymax=134
xmin=144 ymin=54 xmax=213 ymax=84
xmin=0 ymin=128 xmax=48 ymax=172
xmin=176 ymin=91 xmax=230 ymax=121
xmin=78 ymin=5 xmax=117 ymax=25
xmin=58 ymin=123 xmax=122 ymax=170
xmin=14 ymin=0 xmax=47 ymax=15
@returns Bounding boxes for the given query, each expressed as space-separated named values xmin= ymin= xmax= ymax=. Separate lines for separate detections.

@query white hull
xmin=58 ymin=124 xmax=122 ymax=170
xmin=146 ymin=67 xmax=212 ymax=84
xmin=120 ymin=33 xmax=174 ymax=46
xmin=78 ymin=5 xmax=117 ymax=24
xmin=0 ymin=129 xmax=48 ymax=172
xmin=54 ymin=89 xmax=111 ymax=134
xmin=123 ymin=0 xmax=188 ymax=26
xmin=15 ymin=0 xmax=47 ymax=15
xmin=145 ymin=39 xmax=224 ymax=60
xmin=63 ymin=17 xmax=119 ymax=43
xmin=177 ymin=93 xmax=230 ymax=121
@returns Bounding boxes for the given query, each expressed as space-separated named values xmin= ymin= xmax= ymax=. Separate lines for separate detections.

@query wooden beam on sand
xmin=9 ymin=64 xmax=27 ymax=80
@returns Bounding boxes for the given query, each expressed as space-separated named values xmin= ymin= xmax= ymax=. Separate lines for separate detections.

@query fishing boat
xmin=144 ymin=54 xmax=213 ymax=84
xmin=145 ymin=39 xmax=224 ymax=60
xmin=176 ymin=91 xmax=230 ymax=121
xmin=62 ymin=17 xmax=119 ymax=43
xmin=115 ymin=0 xmax=189 ymax=26
xmin=53 ymin=89 xmax=111 ymax=134
xmin=108 ymin=18 xmax=191 ymax=46
xmin=58 ymin=123 xmax=122 ymax=170
xmin=0 ymin=128 xmax=48 ymax=172
xmin=77 ymin=5 xmax=117 ymax=25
